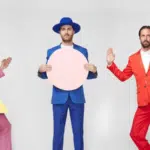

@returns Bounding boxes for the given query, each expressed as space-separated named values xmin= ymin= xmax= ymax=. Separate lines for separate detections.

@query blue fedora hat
xmin=52 ymin=17 xmax=81 ymax=34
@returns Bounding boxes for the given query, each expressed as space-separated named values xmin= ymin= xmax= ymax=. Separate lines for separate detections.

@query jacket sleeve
xmin=0 ymin=68 xmax=5 ymax=78
xmin=37 ymin=50 xmax=50 ymax=79
xmin=107 ymin=57 xmax=133 ymax=82
xmin=84 ymin=49 xmax=98 ymax=80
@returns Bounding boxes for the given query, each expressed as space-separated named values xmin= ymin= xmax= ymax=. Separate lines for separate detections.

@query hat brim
xmin=52 ymin=22 xmax=81 ymax=34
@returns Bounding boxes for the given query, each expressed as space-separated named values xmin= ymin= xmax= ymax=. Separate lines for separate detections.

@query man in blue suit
xmin=38 ymin=17 xmax=98 ymax=150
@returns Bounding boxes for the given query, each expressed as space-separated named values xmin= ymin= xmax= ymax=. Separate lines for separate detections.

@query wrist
xmin=0 ymin=66 xmax=3 ymax=70
xmin=107 ymin=62 xmax=113 ymax=67
xmin=91 ymin=68 xmax=97 ymax=73
xmin=38 ymin=68 xmax=43 ymax=73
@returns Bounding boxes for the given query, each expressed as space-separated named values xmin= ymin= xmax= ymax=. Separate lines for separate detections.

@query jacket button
xmin=144 ymin=85 xmax=147 ymax=88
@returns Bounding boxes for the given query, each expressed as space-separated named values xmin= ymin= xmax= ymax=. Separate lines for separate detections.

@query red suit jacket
xmin=107 ymin=50 xmax=150 ymax=106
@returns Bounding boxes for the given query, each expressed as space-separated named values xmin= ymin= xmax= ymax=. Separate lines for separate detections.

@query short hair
xmin=139 ymin=26 xmax=150 ymax=36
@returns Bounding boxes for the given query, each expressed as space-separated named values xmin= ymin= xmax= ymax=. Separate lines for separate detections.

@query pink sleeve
xmin=0 ymin=68 xmax=5 ymax=78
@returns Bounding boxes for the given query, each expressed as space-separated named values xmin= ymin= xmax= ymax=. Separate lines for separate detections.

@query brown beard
xmin=61 ymin=34 xmax=73 ymax=43
xmin=141 ymin=40 xmax=150 ymax=48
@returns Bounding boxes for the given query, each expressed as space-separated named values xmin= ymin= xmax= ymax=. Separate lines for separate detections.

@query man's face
xmin=140 ymin=28 xmax=150 ymax=49
xmin=59 ymin=25 xmax=74 ymax=42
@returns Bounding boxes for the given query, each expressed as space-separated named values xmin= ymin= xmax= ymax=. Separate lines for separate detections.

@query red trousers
xmin=130 ymin=104 xmax=150 ymax=150
xmin=0 ymin=114 xmax=12 ymax=150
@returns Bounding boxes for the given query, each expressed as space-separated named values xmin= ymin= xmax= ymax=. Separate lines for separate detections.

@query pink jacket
xmin=0 ymin=68 xmax=5 ymax=78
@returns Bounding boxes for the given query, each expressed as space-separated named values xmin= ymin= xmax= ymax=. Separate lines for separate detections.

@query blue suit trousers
xmin=52 ymin=96 xmax=84 ymax=150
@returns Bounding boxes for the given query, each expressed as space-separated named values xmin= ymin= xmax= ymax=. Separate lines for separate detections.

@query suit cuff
xmin=37 ymin=71 xmax=48 ymax=79
xmin=107 ymin=62 xmax=115 ymax=69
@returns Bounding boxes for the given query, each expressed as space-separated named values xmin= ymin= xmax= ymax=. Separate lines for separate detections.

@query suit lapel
xmin=136 ymin=49 xmax=147 ymax=75
xmin=147 ymin=63 xmax=150 ymax=75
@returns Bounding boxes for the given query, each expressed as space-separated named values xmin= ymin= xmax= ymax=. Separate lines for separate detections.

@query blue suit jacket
xmin=38 ymin=44 xmax=98 ymax=104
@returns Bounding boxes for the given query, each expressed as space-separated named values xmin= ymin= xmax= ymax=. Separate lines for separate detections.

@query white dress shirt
xmin=140 ymin=49 xmax=150 ymax=73
xmin=61 ymin=44 xmax=73 ymax=49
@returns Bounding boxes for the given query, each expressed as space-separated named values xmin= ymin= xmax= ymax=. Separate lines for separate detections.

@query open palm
xmin=107 ymin=48 xmax=115 ymax=65
xmin=1 ymin=57 xmax=12 ymax=70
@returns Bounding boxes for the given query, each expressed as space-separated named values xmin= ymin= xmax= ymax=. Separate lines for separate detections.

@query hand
xmin=107 ymin=48 xmax=115 ymax=66
xmin=84 ymin=63 xmax=97 ymax=73
xmin=39 ymin=64 xmax=52 ymax=73
xmin=0 ymin=57 xmax=12 ymax=70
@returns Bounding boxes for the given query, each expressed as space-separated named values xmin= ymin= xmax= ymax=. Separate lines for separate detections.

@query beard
xmin=141 ymin=40 xmax=150 ymax=48
xmin=61 ymin=34 xmax=73 ymax=43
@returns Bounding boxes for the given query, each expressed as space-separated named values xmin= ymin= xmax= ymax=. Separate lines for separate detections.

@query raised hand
xmin=107 ymin=48 xmax=115 ymax=66
xmin=0 ymin=57 xmax=12 ymax=70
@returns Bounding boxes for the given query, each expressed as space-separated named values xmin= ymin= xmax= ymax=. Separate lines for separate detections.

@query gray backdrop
xmin=0 ymin=0 xmax=150 ymax=149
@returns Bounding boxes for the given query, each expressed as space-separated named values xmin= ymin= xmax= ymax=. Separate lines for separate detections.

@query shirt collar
xmin=141 ymin=49 xmax=150 ymax=55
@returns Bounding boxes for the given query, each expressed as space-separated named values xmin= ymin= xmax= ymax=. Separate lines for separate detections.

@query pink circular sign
xmin=46 ymin=48 xmax=88 ymax=90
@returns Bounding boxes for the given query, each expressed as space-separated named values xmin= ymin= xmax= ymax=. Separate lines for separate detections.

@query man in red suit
xmin=107 ymin=26 xmax=150 ymax=150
